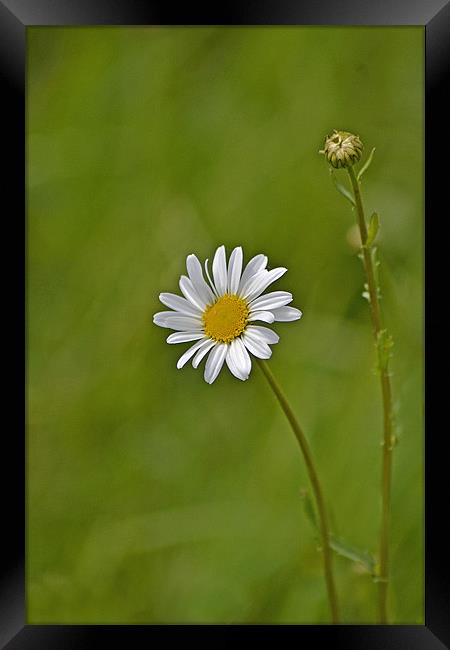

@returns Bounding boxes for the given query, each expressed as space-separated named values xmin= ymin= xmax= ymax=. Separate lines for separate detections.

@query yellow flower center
xmin=203 ymin=294 xmax=249 ymax=343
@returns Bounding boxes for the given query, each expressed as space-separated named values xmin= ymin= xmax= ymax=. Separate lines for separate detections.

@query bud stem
xmin=346 ymin=165 xmax=394 ymax=624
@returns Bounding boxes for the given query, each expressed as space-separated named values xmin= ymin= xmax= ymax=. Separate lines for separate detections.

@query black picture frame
xmin=1 ymin=0 xmax=448 ymax=646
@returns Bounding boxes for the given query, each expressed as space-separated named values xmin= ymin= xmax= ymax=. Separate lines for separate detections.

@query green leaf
xmin=300 ymin=491 xmax=377 ymax=575
xmin=329 ymin=169 xmax=355 ymax=206
xmin=365 ymin=212 xmax=379 ymax=248
xmin=300 ymin=488 xmax=318 ymax=532
xmin=329 ymin=536 xmax=377 ymax=574
xmin=357 ymin=147 xmax=376 ymax=182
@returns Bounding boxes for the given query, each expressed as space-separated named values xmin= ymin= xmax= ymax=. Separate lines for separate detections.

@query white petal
xmin=242 ymin=332 xmax=272 ymax=359
xmin=246 ymin=325 xmax=279 ymax=344
xmin=271 ymin=307 xmax=303 ymax=322
xmin=204 ymin=343 xmax=227 ymax=384
xmin=225 ymin=349 xmax=241 ymax=379
xmin=153 ymin=311 xmax=177 ymax=328
xmin=192 ymin=339 xmax=216 ymax=368
xmin=179 ymin=275 xmax=207 ymax=311
xmin=176 ymin=338 xmax=209 ymax=369
xmin=239 ymin=269 xmax=268 ymax=300
xmin=228 ymin=337 xmax=251 ymax=380
xmin=154 ymin=311 xmax=200 ymax=330
xmin=242 ymin=267 xmax=288 ymax=302
xmin=167 ymin=331 xmax=205 ymax=344
xmin=204 ymin=258 xmax=219 ymax=297
xmin=238 ymin=254 xmax=268 ymax=291
xmin=227 ymin=247 xmax=243 ymax=294
xmin=212 ymin=245 xmax=228 ymax=296
xmin=159 ymin=292 xmax=202 ymax=317
xmin=248 ymin=311 xmax=275 ymax=324
xmin=250 ymin=291 xmax=293 ymax=312
xmin=186 ymin=254 xmax=215 ymax=305
xmin=155 ymin=314 xmax=203 ymax=331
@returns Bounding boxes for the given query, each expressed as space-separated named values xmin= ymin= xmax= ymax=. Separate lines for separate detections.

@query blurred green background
xmin=27 ymin=27 xmax=423 ymax=624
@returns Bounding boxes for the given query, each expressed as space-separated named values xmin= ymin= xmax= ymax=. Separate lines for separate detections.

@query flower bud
xmin=320 ymin=130 xmax=363 ymax=169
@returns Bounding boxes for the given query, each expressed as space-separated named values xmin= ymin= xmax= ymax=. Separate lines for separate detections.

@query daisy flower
xmin=153 ymin=245 xmax=302 ymax=384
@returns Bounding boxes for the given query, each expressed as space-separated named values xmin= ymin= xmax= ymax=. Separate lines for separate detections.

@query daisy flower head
xmin=153 ymin=245 xmax=302 ymax=384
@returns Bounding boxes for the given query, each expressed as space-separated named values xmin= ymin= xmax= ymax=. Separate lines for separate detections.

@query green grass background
xmin=27 ymin=26 xmax=423 ymax=624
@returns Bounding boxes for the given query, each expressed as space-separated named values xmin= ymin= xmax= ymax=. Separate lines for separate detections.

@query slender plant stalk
xmin=347 ymin=165 xmax=394 ymax=623
xmin=257 ymin=359 xmax=340 ymax=623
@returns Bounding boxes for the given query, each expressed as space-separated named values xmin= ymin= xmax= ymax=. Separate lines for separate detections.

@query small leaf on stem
xmin=301 ymin=490 xmax=376 ymax=574
xmin=366 ymin=212 xmax=380 ymax=248
xmin=300 ymin=488 xmax=318 ymax=532
xmin=329 ymin=536 xmax=377 ymax=575
xmin=329 ymin=169 xmax=355 ymax=206
xmin=357 ymin=147 xmax=376 ymax=182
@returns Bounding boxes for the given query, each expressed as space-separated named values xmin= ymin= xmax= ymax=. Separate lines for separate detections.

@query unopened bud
xmin=320 ymin=130 xmax=363 ymax=169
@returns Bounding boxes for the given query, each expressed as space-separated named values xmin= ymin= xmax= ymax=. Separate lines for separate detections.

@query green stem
xmin=257 ymin=359 xmax=340 ymax=623
xmin=347 ymin=165 xmax=394 ymax=623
